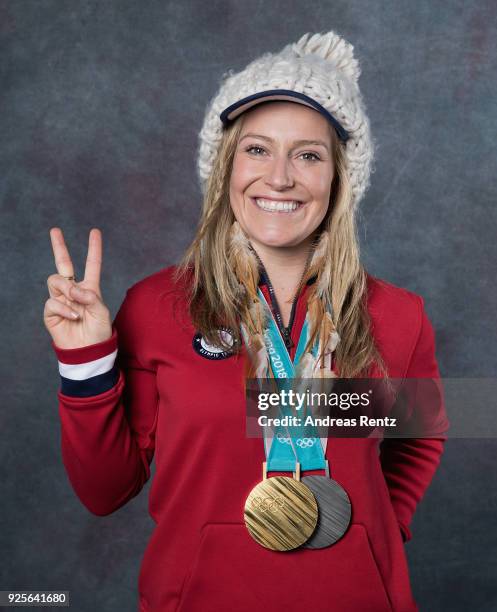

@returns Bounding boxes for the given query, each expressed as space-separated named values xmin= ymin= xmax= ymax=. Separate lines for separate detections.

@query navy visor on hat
xmin=219 ymin=89 xmax=349 ymax=143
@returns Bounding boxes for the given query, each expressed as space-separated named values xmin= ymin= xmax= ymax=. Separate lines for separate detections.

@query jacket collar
xmin=254 ymin=250 xmax=317 ymax=288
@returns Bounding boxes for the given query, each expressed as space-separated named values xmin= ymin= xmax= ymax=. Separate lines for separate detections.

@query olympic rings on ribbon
xmin=296 ymin=438 xmax=315 ymax=448
xmin=275 ymin=433 xmax=316 ymax=448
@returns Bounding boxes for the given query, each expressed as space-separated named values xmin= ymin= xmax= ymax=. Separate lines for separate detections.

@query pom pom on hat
xmin=290 ymin=32 xmax=361 ymax=84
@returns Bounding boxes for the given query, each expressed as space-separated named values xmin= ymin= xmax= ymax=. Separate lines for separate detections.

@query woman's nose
xmin=264 ymin=156 xmax=295 ymax=189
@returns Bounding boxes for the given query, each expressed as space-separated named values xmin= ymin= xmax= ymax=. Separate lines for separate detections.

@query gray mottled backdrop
xmin=1 ymin=1 xmax=496 ymax=611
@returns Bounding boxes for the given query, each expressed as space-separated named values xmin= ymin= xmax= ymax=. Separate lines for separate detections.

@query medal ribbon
xmin=242 ymin=287 xmax=331 ymax=472
xmin=258 ymin=288 xmax=327 ymax=471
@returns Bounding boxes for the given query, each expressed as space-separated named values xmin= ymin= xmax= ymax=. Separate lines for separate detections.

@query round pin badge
xmin=192 ymin=326 xmax=236 ymax=360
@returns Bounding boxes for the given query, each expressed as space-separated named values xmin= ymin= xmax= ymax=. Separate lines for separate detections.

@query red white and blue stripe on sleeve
xmin=58 ymin=350 xmax=119 ymax=397
xmin=52 ymin=328 xmax=120 ymax=398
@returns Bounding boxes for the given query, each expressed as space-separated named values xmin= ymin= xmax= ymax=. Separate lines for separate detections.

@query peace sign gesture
xmin=44 ymin=228 xmax=112 ymax=349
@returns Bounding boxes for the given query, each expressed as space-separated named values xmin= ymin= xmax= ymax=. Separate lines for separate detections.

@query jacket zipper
xmin=254 ymin=251 xmax=312 ymax=350
xmin=260 ymin=266 xmax=299 ymax=349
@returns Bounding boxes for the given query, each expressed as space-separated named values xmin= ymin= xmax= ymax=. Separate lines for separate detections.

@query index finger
xmin=49 ymin=227 xmax=75 ymax=279
xmin=84 ymin=228 xmax=102 ymax=289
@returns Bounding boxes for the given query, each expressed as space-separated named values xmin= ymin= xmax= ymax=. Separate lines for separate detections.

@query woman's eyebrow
xmin=239 ymin=132 xmax=330 ymax=152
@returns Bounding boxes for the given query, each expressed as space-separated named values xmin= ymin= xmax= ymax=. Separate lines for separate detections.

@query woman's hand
xmin=44 ymin=227 xmax=113 ymax=349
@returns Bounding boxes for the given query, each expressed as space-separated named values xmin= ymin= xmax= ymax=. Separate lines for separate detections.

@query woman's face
xmin=229 ymin=101 xmax=335 ymax=250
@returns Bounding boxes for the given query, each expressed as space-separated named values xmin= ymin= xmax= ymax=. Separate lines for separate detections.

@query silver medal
xmin=300 ymin=460 xmax=351 ymax=548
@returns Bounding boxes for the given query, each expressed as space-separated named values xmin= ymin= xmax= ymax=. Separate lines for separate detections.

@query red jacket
xmin=52 ymin=265 xmax=448 ymax=612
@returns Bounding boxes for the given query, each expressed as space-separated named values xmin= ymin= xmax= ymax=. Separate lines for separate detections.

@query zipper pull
xmin=283 ymin=328 xmax=294 ymax=349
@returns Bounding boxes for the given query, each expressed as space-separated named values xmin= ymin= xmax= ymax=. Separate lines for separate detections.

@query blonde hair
xmin=174 ymin=113 xmax=388 ymax=378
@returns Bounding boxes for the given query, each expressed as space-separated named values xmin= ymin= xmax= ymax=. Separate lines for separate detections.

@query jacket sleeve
xmin=379 ymin=295 xmax=449 ymax=543
xmin=51 ymin=286 xmax=159 ymax=516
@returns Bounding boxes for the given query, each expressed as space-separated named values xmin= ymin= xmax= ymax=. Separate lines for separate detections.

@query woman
xmin=44 ymin=31 xmax=447 ymax=612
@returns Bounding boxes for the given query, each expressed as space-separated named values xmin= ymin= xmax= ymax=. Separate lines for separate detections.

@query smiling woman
xmin=178 ymin=84 xmax=383 ymax=381
xmin=46 ymin=30 xmax=448 ymax=612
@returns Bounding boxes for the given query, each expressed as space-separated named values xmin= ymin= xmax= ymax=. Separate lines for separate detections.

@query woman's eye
xmin=300 ymin=152 xmax=321 ymax=162
xmin=245 ymin=145 xmax=266 ymax=155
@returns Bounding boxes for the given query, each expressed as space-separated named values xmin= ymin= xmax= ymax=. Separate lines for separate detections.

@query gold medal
xmin=244 ymin=462 xmax=318 ymax=551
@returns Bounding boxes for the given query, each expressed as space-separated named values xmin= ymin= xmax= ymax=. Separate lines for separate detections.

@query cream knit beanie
xmin=197 ymin=30 xmax=375 ymax=210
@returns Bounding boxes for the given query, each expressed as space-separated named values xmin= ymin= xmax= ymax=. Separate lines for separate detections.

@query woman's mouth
xmin=250 ymin=197 xmax=305 ymax=213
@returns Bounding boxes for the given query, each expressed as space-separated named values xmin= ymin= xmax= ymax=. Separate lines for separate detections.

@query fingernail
xmin=71 ymin=311 xmax=80 ymax=319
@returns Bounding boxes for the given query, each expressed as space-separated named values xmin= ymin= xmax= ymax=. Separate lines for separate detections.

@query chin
xmin=250 ymin=233 xmax=305 ymax=248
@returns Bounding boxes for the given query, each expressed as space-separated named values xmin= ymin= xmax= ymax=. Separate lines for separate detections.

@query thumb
xmin=70 ymin=285 xmax=102 ymax=309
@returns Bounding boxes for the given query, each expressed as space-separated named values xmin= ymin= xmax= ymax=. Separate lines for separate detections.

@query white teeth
xmin=254 ymin=198 xmax=301 ymax=212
